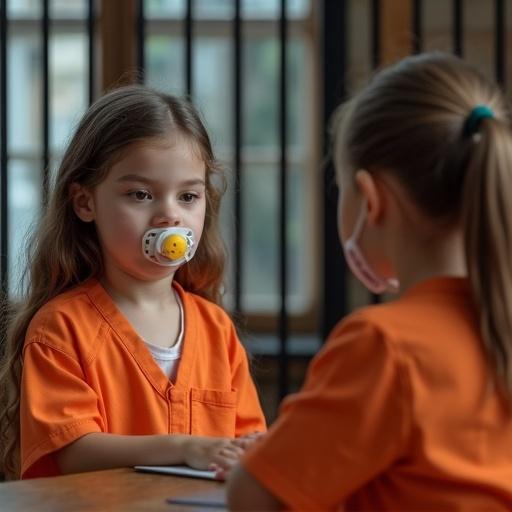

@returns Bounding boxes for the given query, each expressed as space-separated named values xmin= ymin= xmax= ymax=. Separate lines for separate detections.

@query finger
xmin=232 ymin=438 xmax=257 ymax=450
xmin=240 ymin=431 xmax=263 ymax=440
xmin=211 ymin=451 xmax=240 ymax=470
xmin=214 ymin=467 xmax=228 ymax=481
xmin=225 ymin=445 xmax=245 ymax=458
xmin=215 ymin=458 xmax=237 ymax=472
xmin=232 ymin=438 xmax=250 ymax=449
xmin=234 ymin=432 xmax=264 ymax=448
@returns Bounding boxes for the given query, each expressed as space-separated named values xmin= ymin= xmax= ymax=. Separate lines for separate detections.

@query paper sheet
xmin=134 ymin=465 xmax=218 ymax=480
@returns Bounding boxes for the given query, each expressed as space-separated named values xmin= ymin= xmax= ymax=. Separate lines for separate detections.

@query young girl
xmin=0 ymin=85 xmax=266 ymax=480
xmin=227 ymin=53 xmax=512 ymax=510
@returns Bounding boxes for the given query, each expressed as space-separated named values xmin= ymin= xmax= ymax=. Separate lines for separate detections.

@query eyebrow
xmin=116 ymin=174 xmax=206 ymax=187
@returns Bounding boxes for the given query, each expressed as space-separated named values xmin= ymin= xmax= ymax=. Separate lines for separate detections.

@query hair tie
xmin=463 ymin=105 xmax=494 ymax=137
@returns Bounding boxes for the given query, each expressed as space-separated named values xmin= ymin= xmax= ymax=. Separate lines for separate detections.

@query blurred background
xmin=0 ymin=0 xmax=511 ymax=422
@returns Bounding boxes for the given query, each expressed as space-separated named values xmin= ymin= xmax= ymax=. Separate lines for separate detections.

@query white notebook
xmin=134 ymin=464 xmax=218 ymax=480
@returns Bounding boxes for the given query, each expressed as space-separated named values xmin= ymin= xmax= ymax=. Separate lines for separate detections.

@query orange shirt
xmin=243 ymin=277 xmax=512 ymax=510
xmin=20 ymin=279 xmax=265 ymax=479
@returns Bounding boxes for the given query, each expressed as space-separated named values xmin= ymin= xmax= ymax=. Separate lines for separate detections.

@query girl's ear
xmin=354 ymin=169 xmax=385 ymax=226
xmin=69 ymin=183 xmax=95 ymax=222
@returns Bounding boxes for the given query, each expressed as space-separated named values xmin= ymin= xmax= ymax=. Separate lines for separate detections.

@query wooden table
xmin=0 ymin=468 xmax=227 ymax=511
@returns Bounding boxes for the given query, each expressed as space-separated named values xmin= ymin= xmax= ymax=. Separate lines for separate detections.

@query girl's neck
xmin=100 ymin=264 xmax=177 ymax=309
xmin=393 ymin=228 xmax=467 ymax=293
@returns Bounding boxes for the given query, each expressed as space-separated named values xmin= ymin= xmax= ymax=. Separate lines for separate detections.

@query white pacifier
xmin=142 ymin=227 xmax=196 ymax=267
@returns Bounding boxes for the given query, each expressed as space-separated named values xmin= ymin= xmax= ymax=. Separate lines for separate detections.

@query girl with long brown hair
xmin=0 ymin=85 xmax=265 ymax=480
xmin=227 ymin=53 xmax=512 ymax=510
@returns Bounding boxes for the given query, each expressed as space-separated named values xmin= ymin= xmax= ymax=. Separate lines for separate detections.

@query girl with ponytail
xmin=227 ymin=53 xmax=512 ymax=510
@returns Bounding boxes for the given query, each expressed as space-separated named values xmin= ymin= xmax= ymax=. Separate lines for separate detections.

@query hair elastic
xmin=463 ymin=105 xmax=494 ymax=137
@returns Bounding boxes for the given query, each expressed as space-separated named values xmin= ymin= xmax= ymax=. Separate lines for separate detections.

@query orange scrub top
xmin=243 ymin=277 xmax=512 ymax=510
xmin=20 ymin=279 xmax=266 ymax=479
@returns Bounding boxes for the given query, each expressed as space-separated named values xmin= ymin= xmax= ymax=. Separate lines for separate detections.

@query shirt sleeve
xmin=20 ymin=341 xmax=104 ymax=478
xmin=227 ymin=324 xmax=267 ymax=436
xmin=242 ymin=312 xmax=411 ymax=510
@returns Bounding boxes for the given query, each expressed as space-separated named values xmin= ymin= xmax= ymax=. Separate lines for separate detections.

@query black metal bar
xmin=495 ymin=0 xmax=505 ymax=86
xmin=453 ymin=0 xmax=463 ymax=57
xmin=137 ymin=0 xmax=145 ymax=81
xmin=323 ymin=0 xmax=348 ymax=339
xmin=0 ymin=0 xmax=8 ymax=296
xmin=233 ymin=0 xmax=242 ymax=315
xmin=87 ymin=0 xmax=95 ymax=104
xmin=412 ymin=0 xmax=423 ymax=54
xmin=370 ymin=0 xmax=381 ymax=306
xmin=371 ymin=0 xmax=380 ymax=68
xmin=42 ymin=0 xmax=50 ymax=208
xmin=185 ymin=0 xmax=193 ymax=96
xmin=278 ymin=0 xmax=289 ymax=400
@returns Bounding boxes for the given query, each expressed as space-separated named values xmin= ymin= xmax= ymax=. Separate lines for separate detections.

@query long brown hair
xmin=0 ymin=85 xmax=226 ymax=478
xmin=332 ymin=52 xmax=512 ymax=401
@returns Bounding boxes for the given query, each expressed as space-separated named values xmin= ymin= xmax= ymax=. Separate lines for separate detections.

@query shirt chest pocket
xmin=190 ymin=388 xmax=237 ymax=437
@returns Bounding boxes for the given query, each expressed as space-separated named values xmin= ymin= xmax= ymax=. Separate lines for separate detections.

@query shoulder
xmin=323 ymin=306 xmax=399 ymax=366
xmin=327 ymin=303 xmax=400 ymax=346
xmin=319 ymin=302 xmax=418 ymax=381
xmin=301 ymin=307 xmax=412 ymax=429
xmin=325 ymin=284 xmax=475 ymax=371
xmin=25 ymin=280 xmax=106 ymax=359
xmin=336 ymin=280 xmax=476 ymax=351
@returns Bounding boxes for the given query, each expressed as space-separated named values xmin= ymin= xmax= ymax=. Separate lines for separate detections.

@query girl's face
xmin=336 ymin=164 xmax=389 ymax=266
xmin=87 ymin=134 xmax=207 ymax=281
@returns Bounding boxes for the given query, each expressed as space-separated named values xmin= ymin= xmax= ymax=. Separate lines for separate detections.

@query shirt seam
xmin=372 ymin=322 xmax=413 ymax=453
xmin=23 ymin=418 xmax=102 ymax=471
xmin=25 ymin=304 xmax=107 ymax=368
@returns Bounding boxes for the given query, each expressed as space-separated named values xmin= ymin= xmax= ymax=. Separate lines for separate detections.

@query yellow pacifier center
xmin=161 ymin=234 xmax=188 ymax=260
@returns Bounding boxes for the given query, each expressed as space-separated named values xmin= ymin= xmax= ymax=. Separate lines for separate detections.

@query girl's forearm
xmin=55 ymin=432 xmax=190 ymax=474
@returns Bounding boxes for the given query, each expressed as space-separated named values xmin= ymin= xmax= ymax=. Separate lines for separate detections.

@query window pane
xmin=8 ymin=1 xmax=86 ymax=19
xmin=8 ymin=0 xmax=41 ymax=19
xmin=51 ymin=0 xmax=86 ymax=19
xmin=244 ymin=36 xmax=305 ymax=148
xmin=9 ymin=28 xmax=87 ymax=154
xmin=195 ymin=0 xmax=232 ymax=20
xmin=8 ymin=159 xmax=41 ymax=297
xmin=242 ymin=162 xmax=311 ymax=313
xmin=287 ymin=37 xmax=307 ymax=149
xmin=145 ymin=35 xmax=184 ymax=94
xmin=50 ymin=31 xmax=88 ymax=152
xmin=146 ymin=0 xmax=185 ymax=19
xmin=242 ymin=0 xmax=310 ymax=19
xmin=8 ymin=31 xmax=42 ymax=155
xmin=145 ymin=0 xmax=310 ymax=20
xmin=244 ymin=36 xmax=278 ymax=148
xmin=146 ymin=35 xmax=233 ymax=149
xmin=194 ymin=37 xmax=233 ymax=150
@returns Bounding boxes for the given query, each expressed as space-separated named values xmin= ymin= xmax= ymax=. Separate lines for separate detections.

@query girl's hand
xmin=232 ymin=431 xmax=265 ymax=450
xmin=182 ymin=436 xmax=244 ymax=472
xmin=211 ymin=432 xmax=266 ymax=480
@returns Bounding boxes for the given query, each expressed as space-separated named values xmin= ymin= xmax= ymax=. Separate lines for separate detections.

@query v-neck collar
xmin=82 ymin=278 xmax=198 ymax=397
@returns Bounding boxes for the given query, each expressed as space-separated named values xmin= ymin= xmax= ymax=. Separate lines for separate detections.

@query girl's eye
xmin=181 ymin=193 xmax=198 ymax=203
xmin=130 ymin=190 xmax=152 ymax=201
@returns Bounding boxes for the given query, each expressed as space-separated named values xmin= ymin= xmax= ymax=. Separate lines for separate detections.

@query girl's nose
xmin=152 ymin=203 xmax=181 ymax=227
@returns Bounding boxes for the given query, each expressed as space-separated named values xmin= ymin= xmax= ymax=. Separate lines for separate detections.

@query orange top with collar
xmin=20 ymin=279 xmax=265 ymax=479
xmin=242 ymin=277 xmax=512 ymax=510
